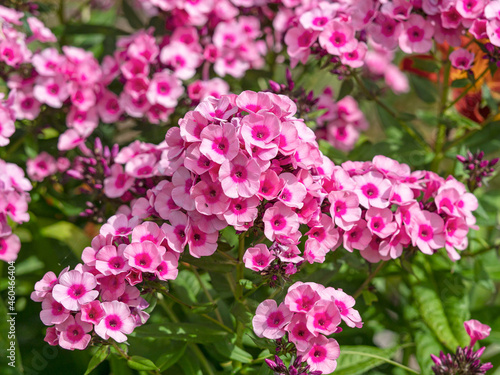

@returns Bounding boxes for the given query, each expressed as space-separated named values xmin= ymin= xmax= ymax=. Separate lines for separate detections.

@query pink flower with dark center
xmin=456 ymin=0 xmax=485 ymax=19
xmin=170 ymin=167 xmax=195 ymax=211
xmin=104 ymin=165 xmax=134 ymax=199
xmin=94 ymin=301 xmax=136 ymax=343
xmin=52 ymin=270 xmax=98 ymax=311
xmin=98 ymin=273 xmax=127 ymax=301
xmin=163 ymin=211 xmax=189 ymax=253
xmin=328 ymin=190 xmax=362 ymax=230
xmin=80 ymin=300 xmax=105 ymax=325
xmin=410 ymin=210 xmax=446 ymax=255
xmin=200 ymin=123 xmax=239 ymax=164
xmin=131 ymin=221 xmax=166 ymax=246
xmin=301 ymin=336 xmax=340 ymax=374
xmin=305 ymin=214 xmax=340 ymax=252
xmin=95 ymin=244 xmax=131 ymax=276
xmin=252 ymin=300 xmax=292 ymax=339
xmin=223 ymin=196 xmax=259 ymax=227
xmin=306 ymin=299 xmax=341 ymax=336
xmin=219 ymin=152 xmax=261 ymax=198
xmin=40 ymin=294 xmax=70 ymax=326
xmin=123 ymin=241 xmax=165 ymax=273
xmin=379 ymin=229 xmax=411 ymax=259
xmin=285 ymin=283 xmax=321 ymax=313
xmin=243 ymin=244 xmax=275 ymax=271
xmin=450 ymin=49 xmax=475 ymax=70
xmin=353 ymin=171 xmax=392 ymax=209
xmin=343 ymin=220 xmax=372 ymax=252
xmin=191 ymin=178 xmax=230 ymax=215
xmin=399 ymin=14 xmax=434 ymax=54
xmin=321 ymin=288 xmax=363 ymax=328
xmin=258 ymin=170 xmax=285 ymax=200
xmin=365 ymin=207 xmax=398 ymax=239
xmin=287 ymin=315 xmax=314 ymax=351
xmin=146 ymin=70 xmax=184 ymax=108
xmin=98 ymin=90 xmax=123 ymax=123
xmin=57 ymin=314 xmax=92 ymax=350
xmin=262 ymin=202 xmax=300 ymax=241
xmin=319 ymin=21 xmax=357 ymax=56
xmin=33 ymin=76 xmax=69 ymax=108
xmin=31 ymin=271 xmax=58 ymax=302
xmin=277 ymin=173 xmax=307 ymax=209
xmin=184 ymin=144 xmax=216 ymax=175
xmin=187 ymin=223 xmax=218 ymax=258
xmin=241 ymin=112 xmax=281 ymax=148
xmin=155 ymin=252 xmax=179 ymax=280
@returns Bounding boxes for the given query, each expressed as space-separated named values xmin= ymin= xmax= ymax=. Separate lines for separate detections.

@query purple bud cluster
xmin=457 ymin=150 xmax=498 ymax=191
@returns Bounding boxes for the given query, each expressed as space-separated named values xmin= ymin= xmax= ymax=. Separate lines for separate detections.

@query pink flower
xmin=123 ymin=241 xmax=165 ymax=273
xmin=223 ymin=196 xmax=259 ymax=227
xmin=200 ymin=123 xmax=239 ymax=164
xmin=328 ymin=190 xmax=361 ymax=230
xmin=95 ymin=244 xmax=131 ymax=276
xmin=191 ymin=178 xmax=230 ymax=215
xmin=40 ymin=294 xmax=70 ymax=326
xmin=27 ymin=152 xmax=57 ymax=182
xmin=278 ymin=173 xmax=307 ymax=209
xmin=464 ymin=319 xmax=491 ymax=346
xmin=262 ymin=202 xmax=300 ymax=241
xmin=95 ymin=301 xmax=136 ymax=342
xmin=146 ymin=70 xmax=184 ymax=108
xmin=365 ymin=207 xmax=398 ymax=239
xmin=0 ymin=234 xmax=21 ymax=262
xmin=252 ymin=300 xmax=292 ymax=339
xmin=163 ymin=211 xmax=189 ymax=252
xmin=343 ymin=220 xmax=372 ymax=252
xmin=318 ymin=21 xmax=357 ymax=56
xmin=243 ymin=244 xmax=275 ymax=271
xmin=449 ymin=49 xmax=475 ymax=70
xmin=456 ymin=0 xmax=485 ymax=19
xmin=31 ymin=271 xmax=58 ymax=302
xmin=287 ymin=315 xmax=314 ymax=351
xmin=219 ymin=152 xmax=261 ymax=198
xmin=258 ymin=170 xmax=285 ymax=200
xmin=33 ymin=76 xmax=69 ymax=108
xmin=285 ymin=283 xmax=321 ymax=313
xmin=131 ymin=221 xmax=166 ymax=245
xmin=306 ymin=300 xmax=341 ymax=336
xmin=98 ymin=90 xmax=123 ymax=123
xmin=399 ymin=14 xmax=434 ymax=54
xmin=104 ymin=164 xmax=135 ymax=199
xmin=284 ymin=26 xmax=317 ymax=67
xmin=353 ymin=171 xmax=392 ymax=209
xmin=322 ymin=288 xmax=363 ymax=328
xmin=52 ymin=270 xmax=99 ymax=311
xmin=301 ymin=336 xmax=340 ymax=374
xmin=305 ymin=214 xmax=340 ymax=253
xmin=155 ymin=252 xmax=179 ymax=280
xmin=56 ymin=314 xmax=92 ymax=350
xmin=80 ymin=300 xmax=105 ymax=325
xmin=187 ymin=222 xmax=218 ymax=258
xmin=160 ymin=42 xmax=201 ymax=80
xmin=410 ymin=210 xmax=446 ymax=255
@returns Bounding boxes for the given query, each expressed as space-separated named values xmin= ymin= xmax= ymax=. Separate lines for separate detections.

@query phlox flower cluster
xmin=252 ymin=281 xmax=362 ymax=374
xmin=30 ymin=217 xmax=181 ymax=349
xmin=0 ymin=160 xmax=32 ymax=262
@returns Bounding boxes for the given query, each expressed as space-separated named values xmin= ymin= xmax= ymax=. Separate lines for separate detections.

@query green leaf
xmin=84 ymin=346 xmax=109 ymax=375
xmin=337 ymin=78 xmax=354 ymax=100
xmin=157 ymin=342 xmax=187 ymax=371
xmin=39 ymin=220 xmax=91 ymax=257
xmin=335 ymin=345 xmax=400 ymax=375
xmin=410 ymin=58 xmax=440 ymax=73
xmin=127 ymin=355 xmax=159 ymax=371
xmin=451 ymin=78 xmax=470 ymax=88
xmin=412 ymin=282 xmax=460 ymax=351
xmin=229 ymin=345 xmax=253 ymax=363
xmin=122 ymin=0 xmax=143 ymax=29
xmin=132 ymin=322 xmax=233 ymax=343
xmin=415 ymin=329 xmax=442 ymax=375
xmin=409 ymin=74 xmax=437 ymax=103
xmin=182 ymin=251 xmax=236 ymax=273
xmin=178 ymin=352 xmax=203 ymax=375
xmin=362 ymin=290 xmax=378 ymax=306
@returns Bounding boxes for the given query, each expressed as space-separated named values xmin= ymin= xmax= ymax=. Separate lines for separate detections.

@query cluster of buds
xmin=457 ymin=151 xmax=498 ymax=191
xmin=265 ymin=354 xmax=322 ymax=375
xmin=482 ymin=43 xmax=500 ymax=68
xmin=268 ymin=69 xmax=319 ymax=118
xmin=431 ymin=319 xmax=493 ymax=375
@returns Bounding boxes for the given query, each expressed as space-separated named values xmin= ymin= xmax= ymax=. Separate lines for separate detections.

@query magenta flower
xmin=80 ymin=300 xmax=105 ymax=325
xmin=322 ymin=288 xmax=363 ymax=328
xmin=243 ymin=244 xmax=275 ymax=272
xmin=343 ymin=220 xmax=372 ymax=252
xmin=365 ymin=207 xmax=398 ymax=239
xmin=464 ymin=319 xmax=491 ymax=347
xmin=104 ymin=164 xmax=134 ymax=199
xmin=123 ymin=241 xmax=165 ymax=273
xmin=410 ymin=210 xmax=446 ymax=255
xmin=95 ymin=301 xmax=136 ymax=343
xmin=450 ymin=48 xmax=475 ymax=70
xmin=52 ymin=270 xmax=99 ymax=311
xmin=399 ymin=14 xmax=434 ymax=54
xmin=200 ymin=123 xmax=239 ymax=164
xmin=301 ymin=335 xmax=340 ymax=374
xmin=318 ymin=21 xmax=357 ymax=56
xmin=146 ymin=70 xmax=183 ymax=108
xmin=56 ymin=314 xmax=92 ymax=351
xmin=262 ymin=202 xmax=300 ymax=241
xmin=219 ymin=152 xmax=261 ymax=198
xmin=95 ymin=244 xmax=131 ymax=276
xmin=329 ymin=190 xmax=362 ymax=230
xmin=287 ymin=315 xmax=314 ymax=351
xmin=252 ymin=300 xmax=292 ymax=339
xmin=40 ymin=294 xmax=70 ymax=326
xmin=285 ymin=283 xmax=321 ymax=314
xmin=258 ymin=170 xmax=285 ymax=200
xmin=163 ymin=211 xmax=189 ymax=253
xmin=223 ymin=196 xmax=259 ymax=227
xmin=187 ymin=222 xmax=218 ymax=258
xmin=0 ymin=233 xmax=21 ymax=262
xmin=353 ymin=171 xmax=392 ymax=209
xmin=306 ymin=300 xmax=341 ymax=336
xmin=278 ymin=173 xmax=307 ymax=209
xmin=155 ymin=252 xmax=179 ymax=281
xmin=191 ymin=178 xmax=230 ymax=216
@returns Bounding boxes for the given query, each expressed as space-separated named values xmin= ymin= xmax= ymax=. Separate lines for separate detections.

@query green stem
xmin=353 ymin=261 xmax=386 ymax=299
xmin=158 ymin=298 xmax=215 ymax=375
xmin=444 ymin=67 xmax=489 ymax=111
xmin=190 ymin=265 xmax=225 ymax=326
xmin=341 ymin=350 xmax=420 ymax=374
xmin=235 ymin=233 xmax=246 ymax=347
xmin=351 ymin=72 xmax=431 ymax=153
xmin=111 ymin=341 xmax=129 ymax=361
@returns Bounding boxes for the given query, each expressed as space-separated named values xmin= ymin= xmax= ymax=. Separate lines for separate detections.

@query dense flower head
xmin=253 ymin=281 xmax=361 ymax=374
